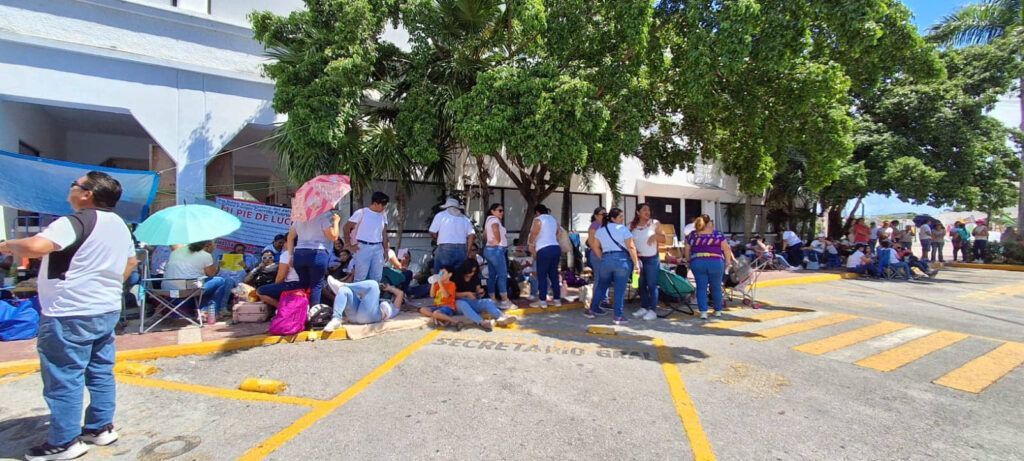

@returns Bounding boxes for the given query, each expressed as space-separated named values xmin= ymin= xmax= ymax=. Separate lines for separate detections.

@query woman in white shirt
xmin=483 ymin=203 xmax=512 ymax=308
xmin=289 ymin=210 xmax=341 ymax=309
xmin=585 ymin=208 xmax=640 ymax=324
xmin=629 ymin=203 xmax=666 ymax=321
xmin=255 ymin=243 xmax=303 ymax=309
xmin=528 ymin=204 xmax=563 ymax=308
xmin=162 ymin=241 xmax=234 ymax=317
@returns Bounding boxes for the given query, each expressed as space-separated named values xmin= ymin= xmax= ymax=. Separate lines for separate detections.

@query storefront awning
xmin=634 ymin=178 xmax=739 ymax=202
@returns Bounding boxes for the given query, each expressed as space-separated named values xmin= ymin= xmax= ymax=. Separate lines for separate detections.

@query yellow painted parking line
xmin=955 ymin=283 xmax=1024 ymax=301
xmin=793 ymin=321 xmax=910 ymax=355
xmin=0 ymin=372 xmax=33 ymax=385
xmin=653 ymin=338 xmax=715 ymax=461
xmin=239 ymin=329 xmax=442 ymax=461
xmin=702 ymin=310 xmax=800 ymax=329
xmin=856 ymin=331 xmax=969 ymax=372
xmin=504 ymin=302 xmax=584 ymax=317
xmin=933 ymin=342 xmax=1024 ymax=393
xmin=115 ymin=375 xmax=325 ymax=407
xmin=751 ymin=313 xmax=857 ymax=341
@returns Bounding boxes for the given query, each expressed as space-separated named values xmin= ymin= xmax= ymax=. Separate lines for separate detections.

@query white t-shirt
xmin=810 ymin=239 xmax=826 ymax=253
xmin=348 ymin=207 xmax=388 ymax=243
xmin=163 ymin=247 xmax=214 ymax=290
xmin=532 ymin=214 xmax=560 ymax=250
xmin=782 ymin=231 xmax=802 ymax=246
xmin=682 ymin=223 xmax=696 ymax=239
xmin=429 ymin=209 xmax=475 ymax=245
xmin=37 ymin=211 xmax=135 ymax=317
xmin=631 ymin=220 xmax=660 ymax=257
xmin=278 ymin=250 xmax=300 ymax=283
xmin=294 ymin=212 xmax=334 ymax=250
xmin=826 ymin=243 xmax=838 ymax=255
xmin=485 ymin=216 xmax=508 ymax=247
xmin=919 ymin=224 xmax=931 ymax=238
xmin=846 ymin=250 xmax=866 ymax=268
xmin=881 ymin=227 xmax=894 ymax=240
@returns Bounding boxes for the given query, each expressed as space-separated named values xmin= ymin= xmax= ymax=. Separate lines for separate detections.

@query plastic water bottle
xmin=205 ymin=304 xmax=217 ymax=325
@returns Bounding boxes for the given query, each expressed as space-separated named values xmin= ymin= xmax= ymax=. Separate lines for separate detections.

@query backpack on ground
xmin=0 ymin=297 xmax=40 ymax=341
xmin=307 ymin=302 xmax=333 ymax=329
xmin=268 ymin=289 xmax=309 ymax=336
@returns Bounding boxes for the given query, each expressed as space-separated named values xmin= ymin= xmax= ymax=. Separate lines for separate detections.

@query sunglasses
xmin=496 ymin=209 xmax=505 ymax=213
xmin=70 ymin=181 xmax=91 ymax=191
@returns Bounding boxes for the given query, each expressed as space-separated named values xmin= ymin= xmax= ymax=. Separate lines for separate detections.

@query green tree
xmin=400 ymin=0 xmax=654 ymax=236
xmin=929 ymin=0 xmax=1024 ymax=229
xmin=819 ymin=41 xmax=1023 ymax=238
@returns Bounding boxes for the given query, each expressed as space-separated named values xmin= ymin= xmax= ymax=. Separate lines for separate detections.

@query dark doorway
xmin=645 ymin=196 xmax=681 ymax=235
xmin=684 ymin=199 xmax=702 ymax=228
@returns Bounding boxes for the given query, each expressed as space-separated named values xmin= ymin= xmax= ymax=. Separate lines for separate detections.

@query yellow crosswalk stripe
xmin=751 ymin=313 xmax=857 ymax=341
xmin=793 ymin=321 xmax=910 ymax=355
xmin=703 ymin=310 xmax=800 ymax=330
xmin=933 ymin=342 xmax=1024 ymax=393
xmin=856 ymin=331 xmax=969 ymax=372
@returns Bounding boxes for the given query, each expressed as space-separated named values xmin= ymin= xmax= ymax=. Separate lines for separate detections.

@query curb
xmin=0 ymin=302 xmax=587 ymax=377
xmin=0 ymin=329 xmax=349 ymax=377
xmin=752 ymin=272 xmax=859 ymax=289
xmin=948 ymin=262 xmax=1024 ymax=272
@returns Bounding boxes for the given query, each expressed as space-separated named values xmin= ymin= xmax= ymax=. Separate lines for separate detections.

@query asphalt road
xmin=1 ymin=267 xmax=1022 ymax=460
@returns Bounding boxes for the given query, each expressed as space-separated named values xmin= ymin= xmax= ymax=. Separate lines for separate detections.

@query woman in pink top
xmin=482 ymin=203 xmax=512 ymax=308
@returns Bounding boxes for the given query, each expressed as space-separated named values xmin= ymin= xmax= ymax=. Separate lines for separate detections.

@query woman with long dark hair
xmin=630 ymin=203 xmax=666 ymax=321
xmin=684 ymin=214 xmax=735 ymax=320
xmin=585 ymin=208 xmax=640 ymax=324
xmin=586 ymin=207 xmax=606 ymax=272
xmin=483 ymin=203 xmax=512 ymax=308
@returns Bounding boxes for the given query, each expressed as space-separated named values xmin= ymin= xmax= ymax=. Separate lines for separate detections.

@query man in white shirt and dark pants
xmin=1 ymin=172 xmax=137 ymax=461
xmin=343 ymin=191 xmax=391 ymax=283
xmin=781 ymin=228 xmax=804 ymax=269
xmin=429 ymin=198 xmax=476 ymax=274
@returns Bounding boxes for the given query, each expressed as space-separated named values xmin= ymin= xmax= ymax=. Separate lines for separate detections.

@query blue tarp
xmin=0 ymin=150 xmax=159 ymax=223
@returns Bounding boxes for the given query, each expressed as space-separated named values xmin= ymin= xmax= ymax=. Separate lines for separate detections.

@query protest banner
xmin=214 ymin=197 xmax=291 ymax=254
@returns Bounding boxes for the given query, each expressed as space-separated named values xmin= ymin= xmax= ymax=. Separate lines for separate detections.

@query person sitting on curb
xmin=255 ymin=237 xmax=303 ymax=311
xmin=419 ymin=266 xmax=462 ymax=329
xmin=453 ymin=259 xmax=517 ymax=331
xmin=845 ymin=244 xmax=878 ymax=277
xmin=895 ymin=243 xmax=938 ymax=278
xmin=322 ymin=278 xmax=412 ymax=332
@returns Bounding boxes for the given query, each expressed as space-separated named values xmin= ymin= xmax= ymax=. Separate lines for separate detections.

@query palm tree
xmin=928 ymin=0 xmax=1024 ymax=230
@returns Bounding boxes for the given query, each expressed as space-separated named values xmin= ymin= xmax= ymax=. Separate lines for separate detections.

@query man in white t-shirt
xmin=1 ymin=172 xmax=136 ymax=460
xmin=845 ymin=244 xmax=876 ymax=277
xmin=429 ymin=198 xmax=476 ymax=273
xmin=781 ymin=228 xmax=804 ymax=267
xmin=342 ymin=191 xmax=391 ymax=282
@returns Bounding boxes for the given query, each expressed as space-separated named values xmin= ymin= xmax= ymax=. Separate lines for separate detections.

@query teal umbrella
xmin=134 ymin=204 xmax=241 ymax=245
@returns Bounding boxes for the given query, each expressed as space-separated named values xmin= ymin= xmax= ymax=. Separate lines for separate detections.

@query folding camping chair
xmin=654 ymin=268 xmax=695 ymax=318
xmin=138 ymin=276 xmax=207 ymax=333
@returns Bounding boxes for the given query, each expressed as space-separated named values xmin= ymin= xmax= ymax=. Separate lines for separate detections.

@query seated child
xmin=419 ymin=266 xmax=462 ymax=329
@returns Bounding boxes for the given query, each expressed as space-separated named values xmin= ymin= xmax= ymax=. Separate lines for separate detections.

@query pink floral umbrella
xmin=290 ymin=174 xmax=352 ymax=222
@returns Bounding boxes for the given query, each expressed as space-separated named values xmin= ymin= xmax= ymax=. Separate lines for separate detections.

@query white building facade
xmin=0 ymin=0 xmax=755 ymax=243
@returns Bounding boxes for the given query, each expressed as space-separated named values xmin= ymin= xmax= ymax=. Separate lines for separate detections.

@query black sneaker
xmin=80 ymin=424 xmax=119 ymax=446
xmin=24 ymin=439 xmax=89 ymax=461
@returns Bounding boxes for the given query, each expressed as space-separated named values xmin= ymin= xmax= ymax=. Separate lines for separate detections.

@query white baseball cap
xmin=441 ymin=198 xmax=461 ymax=209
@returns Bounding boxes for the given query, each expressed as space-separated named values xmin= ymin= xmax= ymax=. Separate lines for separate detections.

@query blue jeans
xmin=483 ymin=247 xmax=509 ymax=297
xmin=889 ymin=261 xmax=912 ymax=279
xmin=827 ymin=253 xmax=841 ymax=268
xmin=535 ymin=245 xmax=561 ymax=300
xmin=786 ymin=243 xmax=803 ymax=268
xmin=910 ymin=260 xmax=930 ymax=273
xmin=456 ymin=298 xmax=503 ymax=324
xmin=37 ymin=311 xmax=120 ymax=445
xmin=331 ymin=280 xmax=381 ymax=323
xmin=973 ymin=240 xmax=987 ymax=261
xmin=638 ymin=255 xmax=660 ymax=309
xmin=256 ymin=280 xmax=304 ymax=299
xmin=691 ymin=258 xmax=724 ymax=313
xmin=352 ymin=243 xmax=385 ymax=283
xmin=848 ymin=265 xmax=878 ymax=277
xmin=586 ymin=248 xmax=601 ymax=271
xmin=293 ymin=249 xmax=330 ymax=305
xmin=434 ymin=244 xmax=467 ymax=274
xmin=589 ymin=252 xmax=632 ymax=318
xmin=920 ymin=239 xmax=932 ymax=260
xmin=202 ymin=276 xmax=235 ymax=314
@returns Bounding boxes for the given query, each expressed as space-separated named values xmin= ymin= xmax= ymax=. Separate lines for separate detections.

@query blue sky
xmin=853 ymin=0 xmax=1021 ymax=216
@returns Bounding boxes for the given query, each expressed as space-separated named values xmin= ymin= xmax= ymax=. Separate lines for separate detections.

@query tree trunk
xmin=757 ymin=191 xmax=768 ymax=236
xmin=561 ymin=180 xmax=572 ymax=229
xmin=475 ymin=155 xmax=491 ymax=219
xmin=394 ymin=183 xmax=408 ymax=248
xmin=743 ymin=195 xmax=752 ymax=242
xmin=1017 ymin=78 xmax=1023 ymax=232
